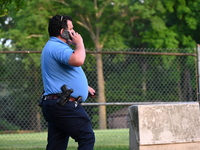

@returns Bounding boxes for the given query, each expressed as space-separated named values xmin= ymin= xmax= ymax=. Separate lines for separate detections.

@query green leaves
xmin=127 ymin=0 xmax=200 ymax=49
xmin=0 ymin=0 xmax=26 ymax=17
xmin=1 ymin=0 xmax=200 ymax=49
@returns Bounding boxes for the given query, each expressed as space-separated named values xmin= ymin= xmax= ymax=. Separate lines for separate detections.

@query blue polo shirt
xmin=41 ymin=37 xmax=88 ymax=102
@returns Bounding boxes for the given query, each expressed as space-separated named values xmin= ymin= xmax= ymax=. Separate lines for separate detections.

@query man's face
xmin=67 ymin=20 xmax=74 ymax=33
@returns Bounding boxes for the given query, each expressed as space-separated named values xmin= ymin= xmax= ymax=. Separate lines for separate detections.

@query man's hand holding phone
xmin=68 ymin=31 xmax=83 ymax=46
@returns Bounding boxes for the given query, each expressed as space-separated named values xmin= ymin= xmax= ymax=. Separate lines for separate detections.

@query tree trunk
xmin=96 ymin=53 xmax=107 ymax=129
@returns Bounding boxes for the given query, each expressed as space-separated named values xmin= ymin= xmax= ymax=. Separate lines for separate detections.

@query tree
xmin=0 ymin=0 xmax=25 ymax=16
xmin=125 ymin=0 xmax=200 ymax=101
xmin=1 ymin=0 xmax=199 ymax=130
xmin=52 ymin=0 xmax=129 ymax=129
xmin=2 ymin=0 xmax=142 ymax=130
xmin=0 ymin=0 xmax=53 ymax=131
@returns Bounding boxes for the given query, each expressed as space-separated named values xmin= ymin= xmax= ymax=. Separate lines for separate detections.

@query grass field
xmin=0 ymin=129 xmax=129 ymax=150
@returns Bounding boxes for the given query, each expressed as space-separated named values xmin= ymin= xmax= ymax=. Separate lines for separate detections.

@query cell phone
xmin=88 ymin=92 xmax=96 ymax=97
xmin=61 ymin=29 xmax=72 ymax=40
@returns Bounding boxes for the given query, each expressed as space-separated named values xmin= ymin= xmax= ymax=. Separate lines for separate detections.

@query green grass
xmin=0 ymin=129 xmax=129 ymax=150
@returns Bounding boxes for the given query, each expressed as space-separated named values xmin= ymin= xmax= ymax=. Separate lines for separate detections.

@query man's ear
xmin=60 ymin=29 xmax=64 ymax=35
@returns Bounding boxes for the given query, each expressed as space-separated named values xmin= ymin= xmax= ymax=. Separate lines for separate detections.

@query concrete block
xmin=128 ymin=102 xmax=200 ymax=150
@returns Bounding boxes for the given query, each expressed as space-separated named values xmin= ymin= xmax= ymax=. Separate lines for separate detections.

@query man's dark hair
xmin=48 ymin=15 xmax=73 ymax=37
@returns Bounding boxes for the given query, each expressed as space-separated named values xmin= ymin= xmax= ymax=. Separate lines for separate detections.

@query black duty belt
xmin=45 ymin=94 xmax=76 ymax=101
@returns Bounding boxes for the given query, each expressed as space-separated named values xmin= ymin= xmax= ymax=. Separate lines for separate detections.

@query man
xmin=41 ymin=14 xmax=95 ymax=150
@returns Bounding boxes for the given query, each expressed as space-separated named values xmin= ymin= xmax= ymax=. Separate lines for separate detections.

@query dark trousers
xmin=42 ymin=99 xmax=95 ymax=150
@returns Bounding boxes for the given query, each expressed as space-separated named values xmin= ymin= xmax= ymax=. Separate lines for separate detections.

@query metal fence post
xmin=197 ymin=44 xmax=200 ymax=101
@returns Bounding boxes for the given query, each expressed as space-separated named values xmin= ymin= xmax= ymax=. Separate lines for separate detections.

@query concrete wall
xmin=128 ymin=102 xmax=200 ymax=150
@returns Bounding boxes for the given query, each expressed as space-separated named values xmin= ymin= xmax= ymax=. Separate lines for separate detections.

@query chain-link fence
xmin=0 ymin=48 xmax=198 ymax=149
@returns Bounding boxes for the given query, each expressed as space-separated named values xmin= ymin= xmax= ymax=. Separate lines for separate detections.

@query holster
xmin=57 ymin=85 xmax=73 ymax=106
xmin=38 ymin=91 xmax=45 ymax=107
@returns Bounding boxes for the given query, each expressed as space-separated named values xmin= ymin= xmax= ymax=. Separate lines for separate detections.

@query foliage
xmin=1 ymin=0 xmax=199 ymax=49
xmin=0 ymin=0 xmax=26 ymax=17
xmin=0 ymin=119 xmax=20 ymax=131
xmin=7 ymin=0 xmax=51 ymax=50
xmin=0 ymin=0 xmax=198 ymax=131
xmin=0 ymin=53 xmax=43 ymax=131
xmin=126 ymin=0 xmax=200 ymax=48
